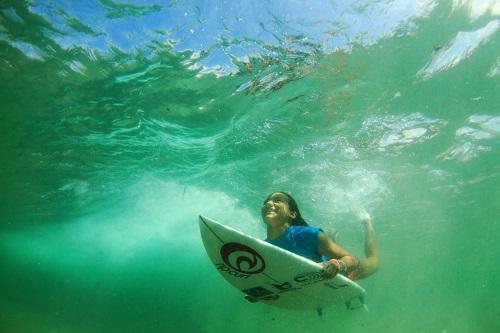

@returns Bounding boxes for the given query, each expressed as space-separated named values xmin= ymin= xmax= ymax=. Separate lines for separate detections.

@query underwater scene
xmin=0 ymin=0 xmax=499 ymax=332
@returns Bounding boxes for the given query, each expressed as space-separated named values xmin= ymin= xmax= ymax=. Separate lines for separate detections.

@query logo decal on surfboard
xmin=220 ymin=242 xmax=266 ymax=274
xmin=293 ymin=271 xmax=325 ymax=285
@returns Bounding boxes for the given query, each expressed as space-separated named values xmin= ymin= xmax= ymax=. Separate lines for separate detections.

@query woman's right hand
xmin=355 ymin=207 xmax=372 ymax=222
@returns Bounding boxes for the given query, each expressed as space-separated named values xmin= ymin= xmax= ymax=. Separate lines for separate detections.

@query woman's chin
xmin=262 ymin=215 xmax=275 ymax=224
xmin=263 ymin=212 xmax=275 ymax=219
xmin=264 ymin=216 xmax=286 ymax=226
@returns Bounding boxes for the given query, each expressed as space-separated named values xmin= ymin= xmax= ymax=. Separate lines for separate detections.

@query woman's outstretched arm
xmin=318 ymin=212 xmax=379 ymax=280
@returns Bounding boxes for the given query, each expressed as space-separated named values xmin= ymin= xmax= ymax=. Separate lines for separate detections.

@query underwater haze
xmin=1 ymin=0 xmax=499 ymax=332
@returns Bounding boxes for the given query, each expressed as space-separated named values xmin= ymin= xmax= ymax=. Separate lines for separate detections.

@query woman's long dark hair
xmin=265 ymin=191 xmax=309 ymax=226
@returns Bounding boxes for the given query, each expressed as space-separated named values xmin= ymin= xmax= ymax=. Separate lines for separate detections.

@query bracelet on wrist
xmin=338 ymin=259 xmax=347 ymax=275
xmin=329 ymin=259 xmax=347 ymax=275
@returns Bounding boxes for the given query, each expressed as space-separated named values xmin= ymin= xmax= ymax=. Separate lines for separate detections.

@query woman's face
xmin=261 ymin=192 xmax=296 ymax=226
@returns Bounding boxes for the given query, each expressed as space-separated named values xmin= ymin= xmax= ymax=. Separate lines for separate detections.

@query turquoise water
xmin=1 ymin=1 xmax=499 ymax=332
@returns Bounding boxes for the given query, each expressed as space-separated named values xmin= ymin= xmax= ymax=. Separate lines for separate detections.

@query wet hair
xmin=264 ymin=191 xmax=309 ymax=226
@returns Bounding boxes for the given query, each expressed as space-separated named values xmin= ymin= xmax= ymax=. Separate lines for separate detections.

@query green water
xmin=1 ymin=1 xmax=499 ymax=332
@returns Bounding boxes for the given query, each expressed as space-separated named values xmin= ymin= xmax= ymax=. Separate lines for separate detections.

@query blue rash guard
xmin=266 ymin=226 xmax=324 ymax=262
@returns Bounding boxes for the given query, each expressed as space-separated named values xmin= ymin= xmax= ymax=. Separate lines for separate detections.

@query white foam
xmin=438 ymin=114 xmax=499 ymax=161
xmin=438 ymin=141 xmax=491 ymax=162
xmin=417 ymin=20 xmax=499 ymax=79
xmin=488 ymin=57 xmax=500 ymax=77
xmin=452 ymin=0 xmax=500 ymax=21
xmin=358 ymin=113 xmax=447 ymax=153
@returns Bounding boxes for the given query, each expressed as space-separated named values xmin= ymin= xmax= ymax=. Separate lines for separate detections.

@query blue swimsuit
xmin=266 ymin=226 xmax=324 ymax=262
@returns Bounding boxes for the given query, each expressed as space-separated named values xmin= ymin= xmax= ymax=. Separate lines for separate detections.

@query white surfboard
xmin=199 ymin=215 xmax=366 ymax=311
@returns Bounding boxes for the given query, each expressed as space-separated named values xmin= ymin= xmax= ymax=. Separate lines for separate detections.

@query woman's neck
xmin=266 ymin=222 xmax=290 ymax=240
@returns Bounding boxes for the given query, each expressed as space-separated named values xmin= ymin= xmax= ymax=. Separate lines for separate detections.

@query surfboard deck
xmin=199 ymin=215 xmax=366 ymax=310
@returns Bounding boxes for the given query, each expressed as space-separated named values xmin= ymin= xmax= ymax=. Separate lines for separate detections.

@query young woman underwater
xmin=262 ymin=192 xmax=379 ymax=281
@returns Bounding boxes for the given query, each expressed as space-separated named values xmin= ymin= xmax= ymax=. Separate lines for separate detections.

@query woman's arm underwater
xmin=318 ymin=213 xmax=379 ymax=280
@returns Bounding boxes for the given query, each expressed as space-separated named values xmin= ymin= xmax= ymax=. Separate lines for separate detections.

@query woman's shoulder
xmin=289 ymin=225 xmax=322 ymax=236
xmin=290 ymin=225 xmax=321 ymax=231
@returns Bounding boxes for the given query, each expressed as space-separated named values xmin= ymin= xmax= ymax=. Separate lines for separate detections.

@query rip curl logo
xmin=220 ymin=242 xmax=266 ymax=274
xmin=294 ymin=271 xmax=324 ymax=285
